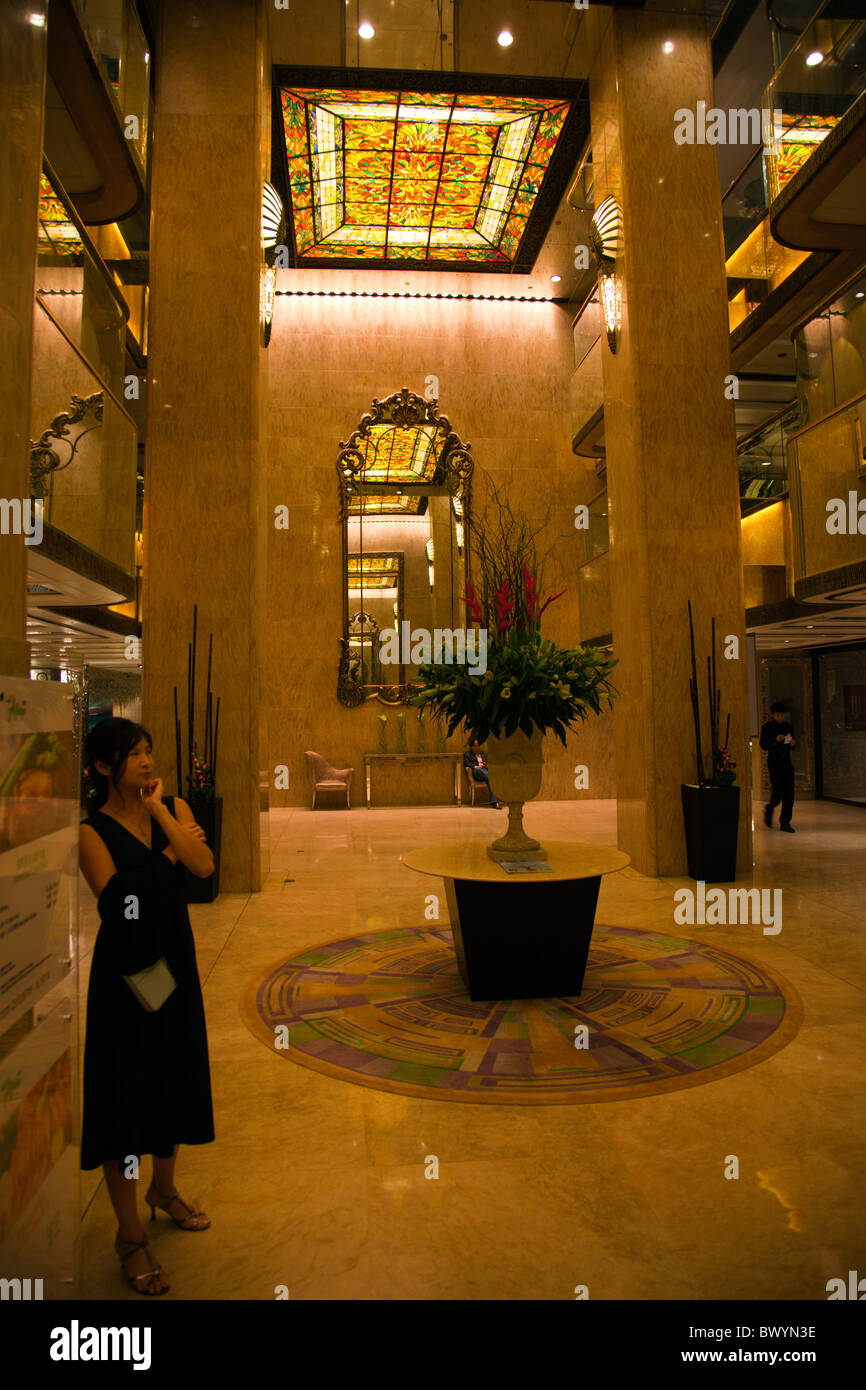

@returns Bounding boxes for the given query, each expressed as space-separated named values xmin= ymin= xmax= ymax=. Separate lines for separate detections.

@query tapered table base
xmin=445 ymin=875 xmax=601 ymax=1000
xmin=402 ymin=840 xmax=630 ymax=1002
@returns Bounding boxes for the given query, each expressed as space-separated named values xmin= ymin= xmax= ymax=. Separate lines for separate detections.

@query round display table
xmin=401 ymin=840 xmax=630 ymax=1001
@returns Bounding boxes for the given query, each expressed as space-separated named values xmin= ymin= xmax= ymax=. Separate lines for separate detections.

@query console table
xmin=401 ymin=840 xmax=630 ymax=1000
xmin=364 ymin=752 xmax=462 ymax=809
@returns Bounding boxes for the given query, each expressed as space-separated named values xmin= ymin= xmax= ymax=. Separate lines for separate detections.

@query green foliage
xmin=412 ymin=629 xmax=617 ymax=746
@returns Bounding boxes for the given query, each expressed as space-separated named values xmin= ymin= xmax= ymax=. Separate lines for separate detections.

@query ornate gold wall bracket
xmin=30 ymin=391 xmax=104 ymax=498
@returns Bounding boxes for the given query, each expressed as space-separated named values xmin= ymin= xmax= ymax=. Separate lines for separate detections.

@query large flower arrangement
xmin=412 ymin=487 xmax=617 ymax=743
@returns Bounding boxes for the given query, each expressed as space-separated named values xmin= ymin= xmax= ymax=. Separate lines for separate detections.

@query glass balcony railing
xmin=582 ymin=490 xmax=609 ymax=563
xmin=32 ymin=162 xmax=137 ymax=574
xmin=36 ymin=160 xmax=129 ymax=402
xmin=70 ymin=0 xmax=151 ymax=171
xmin=723 ymin=148 xmax=811 ymax=330
xmin=737 ymin=404 xmax=800 ymax=515
xmin=794 ymin=270 xmax=866 ymax=424
xmin=763 ymin=1 xmax=866 ymax=206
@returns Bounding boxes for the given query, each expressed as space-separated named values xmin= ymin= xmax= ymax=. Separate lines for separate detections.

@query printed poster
xmin=0 ymin=678 xmax=78 ymax=1032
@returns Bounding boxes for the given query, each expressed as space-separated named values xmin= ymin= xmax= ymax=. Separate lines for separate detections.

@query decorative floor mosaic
xmin=241 ymin=925 xmax=802 ymax=1105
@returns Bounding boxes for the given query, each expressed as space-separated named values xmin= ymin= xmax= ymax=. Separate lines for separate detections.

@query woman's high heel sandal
xmin=115 ymin=1234 xmax=169 ymax=1295
xmin=145 ymin=1182 xmax=210 ymax=1231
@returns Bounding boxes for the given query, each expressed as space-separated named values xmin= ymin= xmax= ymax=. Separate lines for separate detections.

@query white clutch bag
xmin=122 ymin=957 xmax=177 ymax=1012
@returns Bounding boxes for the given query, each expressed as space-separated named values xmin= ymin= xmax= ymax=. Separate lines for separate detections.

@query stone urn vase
xmin=485 ymin=728 xmax=547 ymax=862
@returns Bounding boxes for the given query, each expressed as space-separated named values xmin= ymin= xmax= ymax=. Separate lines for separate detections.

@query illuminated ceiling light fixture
xmin=805 ymin=49 xmax=823 ymax=66
xmin=452 ymin=492 xmax=465 ymax=550
xmin=589 ymin=194 xmax=624 ymax=353
xmin=662 ymin=41 xmax=674 ymax=54
xmin=550 ymin=273 xmax=561 ymax=283
xmin=261 ymin=182 xmax=285 ymax=347
xmin=262 ymin=181 xmax=284 ymax=253
xmin=359 ymin=22 xmax=374 ymax=39
xmin=498 ymin=30 xmax=514 ymax=47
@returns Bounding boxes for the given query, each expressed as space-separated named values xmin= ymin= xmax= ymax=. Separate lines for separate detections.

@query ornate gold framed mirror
xmin=337 ymin=388 xmax=474 ymax=706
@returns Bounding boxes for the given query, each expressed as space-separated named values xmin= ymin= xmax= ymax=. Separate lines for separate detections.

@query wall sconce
xmin=452 ymin=492 xmax=464 ymax=550
xmin=261 ymin=181 xmax=285 ymax=347
xmin=426 ymin=537 xmax=435 ymax=590
xmin=590 ymin=194 xmax=623 ymax=353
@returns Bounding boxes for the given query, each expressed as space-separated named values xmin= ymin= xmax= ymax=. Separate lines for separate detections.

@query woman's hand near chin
xmin=141 ymin=778 xmax=165 ymax=815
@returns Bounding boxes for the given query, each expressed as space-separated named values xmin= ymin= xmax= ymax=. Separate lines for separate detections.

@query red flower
xmin=523 ymin=563 xmax=540 ymax=618
xmin=493 ymin=578 xmax=515 ymax=634
xmin=538 ymin=589 xmax=565 ymax=618
xmin=462 ymin=580 xmax=483 ymax=626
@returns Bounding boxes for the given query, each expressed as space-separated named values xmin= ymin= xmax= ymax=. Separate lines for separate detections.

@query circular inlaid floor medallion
xmin=241 ymin=925 xmax=802 ymax=1105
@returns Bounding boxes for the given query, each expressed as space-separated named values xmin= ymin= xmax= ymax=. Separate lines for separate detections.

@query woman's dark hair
xmin=770 ymin=701 xmax=788 ymax=714
xmin=84 ymin=718 xmax=152 ymax=809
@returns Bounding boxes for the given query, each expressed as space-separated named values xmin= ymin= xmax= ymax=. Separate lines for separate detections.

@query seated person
xmin=463 ymin=739 xmax=504 ymax=809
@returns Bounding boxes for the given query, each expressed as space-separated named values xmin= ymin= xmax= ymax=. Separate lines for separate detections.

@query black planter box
xmin=681 ymin=783 xmax=740 ymax=883
xmin=185 ymin=797 xmax=222 ymax=903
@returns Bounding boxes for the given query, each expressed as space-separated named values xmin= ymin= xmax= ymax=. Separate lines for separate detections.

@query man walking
xmin=760 ymin=702 xmax=797 ymax=832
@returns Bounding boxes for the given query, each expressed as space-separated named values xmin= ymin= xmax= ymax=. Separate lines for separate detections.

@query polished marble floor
xmin=76 ymin=798 xmax=866 ymax=1300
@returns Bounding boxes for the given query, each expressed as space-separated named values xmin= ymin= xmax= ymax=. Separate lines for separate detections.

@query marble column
xmin=143 ymin=0 xmax=268 ymax=890
xmin=588 ymin=9 xmax=752 ymax=875
xmin=0 ymin=2 xmax=48 ymax=677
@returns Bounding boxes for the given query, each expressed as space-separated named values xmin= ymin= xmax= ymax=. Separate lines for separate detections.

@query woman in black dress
xmin=79 ymin=717 xmax=215 ymax=1295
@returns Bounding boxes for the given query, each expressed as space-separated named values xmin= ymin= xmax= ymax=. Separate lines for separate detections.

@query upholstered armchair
xmin=463 ymin=761 xmax=492 ymax=807
xmin=304 ymin=751 xmax=354 ymax=809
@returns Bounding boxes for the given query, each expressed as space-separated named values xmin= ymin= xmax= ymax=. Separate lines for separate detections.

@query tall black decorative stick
xmin=688 ymin=600 xmax=704 ymax=784
xmin=173 ymin=685 xmax=182 ymax=797
xmin=205 ymin=632 xmax=213 ymax=768
xmin=212 ymin=696 xmax=220 ymax=784
xmin=707 ymin=654 xmax=715 ymax=763
xmin=190 ymin=605 xmax=197 ymax=791
xmin=711 ymin=615 xmax=718 ymax=757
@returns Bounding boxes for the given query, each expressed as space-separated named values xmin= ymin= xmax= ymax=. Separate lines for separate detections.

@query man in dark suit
xmin=760 ymin=702 xmax=797 ymax=832
xmin=463 ymin=740 xmax=504 ymax=809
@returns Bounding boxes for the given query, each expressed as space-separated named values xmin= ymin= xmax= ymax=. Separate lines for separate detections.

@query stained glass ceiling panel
xmin=37 ymin=174 xmax=83 ymax=257
xmin=275 ymin=72 xmax=584 ymax=271
xmin=348 ymin=555 xmax=401 ymax=589
xmin=347 ymin=494 xmax=424 ymax=516
xmin=348 ymin=423 xmax=447 ymax=485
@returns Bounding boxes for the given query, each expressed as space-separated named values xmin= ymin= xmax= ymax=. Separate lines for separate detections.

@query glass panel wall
xmin=763 ymin=1 xmax=866 ymax=204
xmin=723 ymin=149 xmax=810 ymax=331
xmin=582 ymin=490 xmax=609 ymax=563
xmin=738 ymin=404 xmax=800 ymax=514
xmin=32 ymin=167 xmax=137 ymax=573
xmin=70 ymin=0 xmax=150 ymax=171
xmin=30 ymin=304 xmax=138 ymax=575
xmin=36 ymin=166 xmax=129 ymax=402
xmin=817 ymin=645 xmax=866 ymax=805
xmin=794 ymin=273 xmax=866 ymax=424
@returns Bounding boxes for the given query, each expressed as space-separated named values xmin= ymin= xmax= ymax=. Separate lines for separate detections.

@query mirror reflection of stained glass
xmin=337 ymin=391 xmax=473 ymax=705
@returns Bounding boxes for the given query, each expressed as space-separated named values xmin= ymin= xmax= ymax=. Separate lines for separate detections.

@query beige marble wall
xmin=740 ymin=500 xmax=788 ymax=569
xmin=0 ymin=0 xmax=47 ymax=676
xmin=266 ymin=288 xmax=608 ymax=806
xmin=143 ymin=0 xmax=268 ymax=891
xmin=588 ymin=9 xmax=753 ymax=875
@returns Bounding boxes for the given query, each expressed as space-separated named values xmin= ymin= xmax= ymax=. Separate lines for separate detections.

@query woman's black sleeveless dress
xmin=80 ymin=797 xmax=215 ymax=1170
